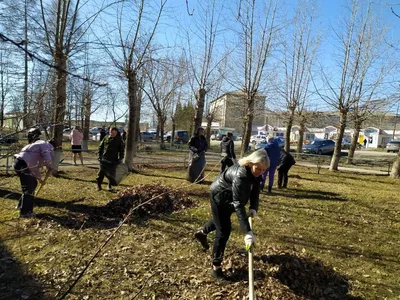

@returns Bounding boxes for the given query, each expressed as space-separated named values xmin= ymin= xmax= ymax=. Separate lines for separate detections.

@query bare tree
xmin=318 ymin=0 xmax=393 ymax=171
xmin=235 ymin=0 xmax=280 ymax=156
xmin=103 ymin=0 xmax=166 ymax=170
xmin=142 ymin=56 xmax=186 ymax=149
xmin=277 ymin=0 xmax=319 ymax=152
xmin=185 ymin=0 xmax=228 ymax=135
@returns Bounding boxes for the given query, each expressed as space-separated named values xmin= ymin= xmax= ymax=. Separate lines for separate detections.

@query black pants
xmin=203 ymin=198 xmax=235 ymax=267
xmin=278 ymin=165 xmax=292 ymax=188
xmin=13 ymin=158 xmax=38 ymax=214
xmin=220 ymin=156 xmax=234 ymax=173
xmin=97 ymin=160 xmax=118 ymax=186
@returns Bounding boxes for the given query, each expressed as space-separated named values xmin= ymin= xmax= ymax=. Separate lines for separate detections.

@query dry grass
xmin=0 ymin=163 xmax=399 ymax=299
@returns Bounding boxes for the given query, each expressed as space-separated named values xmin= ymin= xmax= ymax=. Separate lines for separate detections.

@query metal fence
xmin=0 ymin=146 xmax=395 ymax=175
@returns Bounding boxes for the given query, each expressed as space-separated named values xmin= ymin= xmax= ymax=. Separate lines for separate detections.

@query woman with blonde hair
xmin=194 ymin=149 xmax=269 ymax=281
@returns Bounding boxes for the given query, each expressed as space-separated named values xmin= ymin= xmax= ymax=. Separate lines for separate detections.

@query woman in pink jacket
xmin=70 ymin=126 xmax=84 ymax=165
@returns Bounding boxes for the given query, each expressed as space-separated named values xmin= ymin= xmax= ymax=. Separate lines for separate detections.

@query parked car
xmin=165 ymin=130 xmax=189 ymax=144
xmin=89 ymin=127 xmax=103 ymax=135
xmin=140 ymin=131 xmax=154 ymax=142
xmin=386 ymin=140 xmax=400 ymax=153
xmin=303 ymin=139 xmax=335 ymax=155
xmin=255 ymin=137 xmax=284 ymax=150
xmin=341 ymin=138 xmax=352 ymax=149
xmin=250 ymin=134 xmax=267 ymax=144
xmin=0 ymin=133 xmax=19 ymax=144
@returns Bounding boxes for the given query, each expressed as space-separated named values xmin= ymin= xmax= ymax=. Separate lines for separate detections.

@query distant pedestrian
xmin=277 ymin=149 xmax=296 ymax=189
xmin=261 ymin=138 xmax=280 ymax=193
xmin=99 ymin=126 xmax=106 ymax=141
xmin=187 ymin=127 xmax=208 ymax=183
xmin=70 ymin=126 xmax=83 ymax=165
xmin=13 ymin=128 xmax=54 ymax=218
xmin=363 ymin=138 xmax=367 ymax=148
xmin=97 ymin=127 xmax=125 ymax=192
xmin=122 ymin=129 xmax=127 ymax=142
xmin=220 ymin=132 xmax=236 ymax=173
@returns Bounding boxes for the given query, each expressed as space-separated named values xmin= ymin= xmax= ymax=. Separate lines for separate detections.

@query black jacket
xmin=278 ymin=149 xmax=296 ymax=169
xmin=220 ymin=136 xmax=236 ymax=159
xmin=188 ymin=135 xmax=208 ymax=153
xmin=98 ymin=135 xmax=124 ymax=162
xmin=210 ymin=164 xmax=261 ymax=232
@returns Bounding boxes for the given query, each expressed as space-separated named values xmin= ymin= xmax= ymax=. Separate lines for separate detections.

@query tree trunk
xmin=296 ymin=121 xmax=305 ymax=153
xmin=0 ymin=64 xmax=4 ymax=128
xmin=390 ymin=152 xmax=400 ymax=178
xmin=82 ymin=88 xmax=91 ymax=151
xmin=329 ymin=110 xmax=347 ymax=171
xmin=240 ymin=94 xmax=255 ymax=156
xmin=285 ymin=109 xmax=294 ymax=152
xmin=159 ymin=114 xmax=166 ymax=150
xmin=125 ymin=70 xmax=139 ymax=170
xmin=347 ymin=120 xmax=361 ymax=164
xmin=193 ymin=88 xmax=206 ymax=135
xmin=51 ymin=51 xmax=67 ymax=175
xmin=23 ymin=0 xmax=30 ymax=129
xmin=205 ymin=113 xmax=213 ymax=147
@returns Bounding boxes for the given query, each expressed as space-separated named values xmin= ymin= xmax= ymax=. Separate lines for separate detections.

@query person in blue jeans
xmin=261 ymin=138 xmax=280 ymax=192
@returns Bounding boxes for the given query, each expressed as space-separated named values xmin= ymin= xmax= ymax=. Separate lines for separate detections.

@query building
xmin=210 ymin=90 xmax=265 ymax=134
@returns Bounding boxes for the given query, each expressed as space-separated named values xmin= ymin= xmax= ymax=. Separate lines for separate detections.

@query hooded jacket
xmin=278 ymin=149 xmax=296 ymax=169
xmin=264 ymin=139 xmax=280 ymax=168
xmin=220 ymin=136 xmax=236 ymax=159
xmin=210 ymin=164 xmax=261 ymax=232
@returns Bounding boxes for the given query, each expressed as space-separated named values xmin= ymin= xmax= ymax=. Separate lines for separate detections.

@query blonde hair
xmin=238 ymin=149 xmax=270 ymax=169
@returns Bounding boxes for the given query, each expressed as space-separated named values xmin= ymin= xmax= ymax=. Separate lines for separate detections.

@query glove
xmin=244 ymin=231 xmax=256 ymax=251
xmin=249 ymin=209 xmax=257 ymax=218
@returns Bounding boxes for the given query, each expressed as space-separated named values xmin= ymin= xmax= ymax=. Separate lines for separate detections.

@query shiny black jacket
xmin=98 ymin=135 xmax=124 ymax=162
xmin=210 ymin=164 xmax=261 ymax=232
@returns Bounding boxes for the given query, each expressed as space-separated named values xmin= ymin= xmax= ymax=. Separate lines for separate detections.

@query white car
xmin=89 ymin=127 xmax=103 ymax=135
xmin=250 ymin=134 xmax=267 ymax=144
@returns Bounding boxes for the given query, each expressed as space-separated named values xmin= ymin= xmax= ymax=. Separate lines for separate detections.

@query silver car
xmin=386 ymin=140 xmax=400 ymax=153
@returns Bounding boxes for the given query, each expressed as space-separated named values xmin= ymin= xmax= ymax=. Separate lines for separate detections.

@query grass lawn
xmin=0 ymin=163 xmax=399 ymax=299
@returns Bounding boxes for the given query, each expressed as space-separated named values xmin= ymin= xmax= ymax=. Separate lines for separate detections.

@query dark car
xmin=0 ymin=133 xmax=19 ymax=144
xmin=165 ymin=130 xmax=189 ymax=144
xmin=140 ymin=131 xmax=154 ymax=142
xmin=303 ymin=139 xmax=335 ymax=155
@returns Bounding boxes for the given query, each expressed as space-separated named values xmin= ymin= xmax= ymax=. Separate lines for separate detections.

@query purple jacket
xmin=16 ymin=140 xmax=54 ymax=179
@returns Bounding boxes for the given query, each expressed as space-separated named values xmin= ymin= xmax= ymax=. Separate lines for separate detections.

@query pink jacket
xmin=70 ymin=129 xmax=83 ymax=145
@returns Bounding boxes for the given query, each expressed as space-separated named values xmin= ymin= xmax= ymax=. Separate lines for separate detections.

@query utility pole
xmin=393 ymin=103 xmax=399 ymax=140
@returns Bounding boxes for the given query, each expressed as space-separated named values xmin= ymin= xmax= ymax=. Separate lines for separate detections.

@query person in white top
xmin=70 ymin=126 xmax=84 ymax=165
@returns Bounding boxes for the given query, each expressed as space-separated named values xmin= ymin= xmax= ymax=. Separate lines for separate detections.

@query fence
xmin=0 ymin=146 xmax=395 ymax=175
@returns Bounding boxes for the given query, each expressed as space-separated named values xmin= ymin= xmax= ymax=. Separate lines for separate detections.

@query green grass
xmin=0 ymin=164 xmax=399 ymax=299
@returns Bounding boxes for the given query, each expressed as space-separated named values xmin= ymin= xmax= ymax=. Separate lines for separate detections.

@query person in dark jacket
xmin=187 ymin=127 xmax=208 ymax=183
xmin=96 ymin=127 xmax=125 ymax=191
xmin=220 ymin=132 xmax=236 ymax=173
xmin=277 ymin=149 xmax=296 ymax=188
xmin=99 ymin=126 xmax=106 ymax=141
xmin=194 ymin=149 xmax=270 ymax=281
xmin=261 ymin=138 xmax=281 ymax=192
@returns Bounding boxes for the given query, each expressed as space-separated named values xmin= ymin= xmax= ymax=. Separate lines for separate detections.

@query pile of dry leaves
xmin=102 ymin=183 xmax=196 ymax=221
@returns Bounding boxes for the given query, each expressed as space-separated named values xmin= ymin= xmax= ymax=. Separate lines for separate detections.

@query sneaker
xmin=107 ymin=183 xmax=114 ymax=192
xmin=20 ymin=212 xmax=35 ymax=218
xmin=194 ymin=231 xmax=209 ymax=250
xmin=211 ymin=268 xmax=229 ymax=282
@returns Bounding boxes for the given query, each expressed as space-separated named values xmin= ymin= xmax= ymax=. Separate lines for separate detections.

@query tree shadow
xmin=258 ymin=253 xmax=361 ymax=299
xmin=0 ymin=240 xmax=45 ymax=299
xmin=281 ymin=188 xmax=348 ymax=202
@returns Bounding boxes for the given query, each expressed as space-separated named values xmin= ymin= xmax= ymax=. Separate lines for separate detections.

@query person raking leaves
xmin=194 ymin=149 xmax=269 ymax=281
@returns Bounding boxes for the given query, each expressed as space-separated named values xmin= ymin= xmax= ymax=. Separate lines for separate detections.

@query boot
xmin=194 ymin=231 xmax=209 ymax=250
xmin=96 ymin=181 xmax=102 ymax=191
xmin=211 ymin=267 xmax=230 ymax=282
xmin=107 ymin=182 xmax=114 ymax=192
xmin=267 ymin=186 xmax=272 ymax=193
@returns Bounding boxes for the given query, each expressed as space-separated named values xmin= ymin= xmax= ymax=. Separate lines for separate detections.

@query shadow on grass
xmin=259 ymin=253 xmax=362 ymax=300
xmin=280 ymin=235 xmax=399 ymax=264
xmin=0 ymin=240 xmax=45 ymax=299
xmin=281 ymin=188 xmax=348 ymax=202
